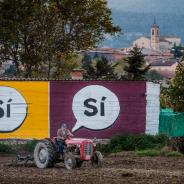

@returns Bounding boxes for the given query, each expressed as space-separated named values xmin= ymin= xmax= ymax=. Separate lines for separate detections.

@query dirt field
xmin=0 ymin=152 xmax=184 ymax=184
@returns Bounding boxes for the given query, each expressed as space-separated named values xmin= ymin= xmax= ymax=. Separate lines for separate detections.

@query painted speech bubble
xmin=72 ymin=85 xmax=120 ymax=132
xmin=0 ymin=86 xmax=27 ymax=132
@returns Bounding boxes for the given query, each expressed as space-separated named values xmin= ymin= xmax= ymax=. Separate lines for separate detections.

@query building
xmin=151 ymin=19 xmax=160 ymax=51
xmin=80 ymin=48 xmax=126 ymax=62
xmin=142 ymin=48 xmax=174 ymax=64
xmin=150 ymin=58 xmax=178 ymax=79
xmin=133 ymin=19 xmax=181 ymax=51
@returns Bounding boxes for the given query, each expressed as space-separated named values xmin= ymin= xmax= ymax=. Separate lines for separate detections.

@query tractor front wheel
xmin=64 ymin=152 xmax=76 ymax=170
xmin=91 ymin=151 xmax=103 ymax=168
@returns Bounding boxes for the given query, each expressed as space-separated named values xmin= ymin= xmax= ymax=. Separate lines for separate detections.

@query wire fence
xmin=159 ymin=108 xmax=184 ymax=137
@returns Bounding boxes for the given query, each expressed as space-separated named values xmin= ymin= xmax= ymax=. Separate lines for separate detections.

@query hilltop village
xmin=1 ymin=20 xmax=183 ymax=80
xmin=80 ymin=20 xmax=183 ymax=80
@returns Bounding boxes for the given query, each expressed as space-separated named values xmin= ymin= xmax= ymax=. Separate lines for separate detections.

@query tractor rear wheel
xmin=34 ymin=140 xmax=56 ymax=169
xmin=91 ymin=151 xmax=103 ymax=168
xmin=64 ymin=152 xmax=76 ymax=170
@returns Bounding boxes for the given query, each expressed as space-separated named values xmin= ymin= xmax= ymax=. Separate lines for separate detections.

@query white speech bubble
xmin=72 ymin=85 xmax=120 ymax=132
xmin=0 ymin=86 xmax=27 ymax=132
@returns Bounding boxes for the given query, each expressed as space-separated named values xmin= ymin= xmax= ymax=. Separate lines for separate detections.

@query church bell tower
xmin=151 ymin=18 xmax=160 ymax=51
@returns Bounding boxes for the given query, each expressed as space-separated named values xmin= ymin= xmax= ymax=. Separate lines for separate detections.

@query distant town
xmin=80 ymin=19 xmax=183 ymax=80
xmin=0 ymin=19 xmax=183 ymax=81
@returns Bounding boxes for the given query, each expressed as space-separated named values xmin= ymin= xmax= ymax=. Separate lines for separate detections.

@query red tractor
xmin=33 ymin=137 xmax=103 ymax=170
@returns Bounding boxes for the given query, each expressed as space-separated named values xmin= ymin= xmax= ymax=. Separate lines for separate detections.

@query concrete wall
xmin=0 ymin=81 xmax=160 ymax=139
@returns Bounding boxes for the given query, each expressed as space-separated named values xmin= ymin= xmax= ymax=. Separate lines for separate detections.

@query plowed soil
xmin=0 ymin=152 xmax=184 ymax=184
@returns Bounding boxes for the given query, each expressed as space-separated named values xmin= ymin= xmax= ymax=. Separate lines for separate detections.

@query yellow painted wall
xmin=0 ymin=81 xmax=49 ymax=139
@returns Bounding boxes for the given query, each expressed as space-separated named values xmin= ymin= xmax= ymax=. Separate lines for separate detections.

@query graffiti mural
xmin=0 ymin=81 xmax=160 ymax=139
xmin=50 ymin=81 xmax=148 ymax=138
xmin=0 ymin=86 xmax=27 ymax=132
xmin=0 ymin=82 xmax=49 ymax=139
xmin=72 ymin=85 xmax=120 ymax=132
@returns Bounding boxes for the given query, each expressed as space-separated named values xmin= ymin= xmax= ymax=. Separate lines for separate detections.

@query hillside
xmin=104 ymin=0 xmax=184 ymax=48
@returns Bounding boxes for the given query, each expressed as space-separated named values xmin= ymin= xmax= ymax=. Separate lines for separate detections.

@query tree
xmin=82 ymin=53 xmax=92 ymax=68
xmin=0 ymin=0 xmax=121 ymax=78
xmin=55 ymin=0 xmax=121 ymax=51
xmin=145 ymin=70 xmax=163 ymax=81
xmin=114 ymin=58 xmax=128 ymax=79
xmin=167 ymin=64 xmax=184 ymax=112
xmin=171 ymin=44 xmax=184 ymax=58
xmin=123 ymin=46 xmax=150 ymax=80
xmin=4 ymin=65 xmax=17 ymax=77
xmin=0 ymin=0 xmax=35 ymax=76
xmin=82 ymin=57 xmax=119 ymax=79
xmin=51 ymin=53 xmax=82 ymax=79
xmin=160 ymin=86 xmax=171 ymax=109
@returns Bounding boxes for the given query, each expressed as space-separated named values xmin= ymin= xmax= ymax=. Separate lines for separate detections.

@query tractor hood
xmin=66 ymin=138 xmax=93 ymax=145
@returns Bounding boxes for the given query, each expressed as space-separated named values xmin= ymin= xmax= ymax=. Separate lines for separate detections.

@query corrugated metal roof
xmin=0 ymin=77 xmax=160 ymax=83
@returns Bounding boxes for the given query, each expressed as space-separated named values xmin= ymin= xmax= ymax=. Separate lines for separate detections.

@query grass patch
xmin=136 ymin=149 xmax=161 ymax=157
xmin=135 ymin=149 xmax=183 ymax=157
xmin=165 ymin=151 xmax=183 ymax=157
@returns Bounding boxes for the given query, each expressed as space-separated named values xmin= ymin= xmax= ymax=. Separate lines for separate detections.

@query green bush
xmin=109 ymin=134 xmax=171 ymax=152
xmin=0 ymin=143 xmax=14 ymax=153
xmin=156 ymin=134 xmax=171 ymax=147
xmin=24 ymin=140 xmax=39 ymax=153
xmin=0 ymin=140 xmax=39 ymax=154
xmin=95 ymin=143 xmax=111 ymax=155
xmin=96 ymin=134 xmax=171 ymax=154
xmin=111 ymin=144 xmax=124 ymax=153
xmin=171 ymin=137 xmax=184 ymax=154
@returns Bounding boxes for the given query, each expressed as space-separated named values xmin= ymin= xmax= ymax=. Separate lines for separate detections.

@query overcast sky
xmin=108 ymin=0 xmax=184 ymax=14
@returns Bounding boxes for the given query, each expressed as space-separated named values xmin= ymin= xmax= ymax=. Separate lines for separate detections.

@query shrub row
xmin=0 ymin=140 xmax=39 ymax=154
xmin=1 ymin=135 xmax=184 ymax=155
xmin=0 ymin=143 xmax=15 ymax=154
xmin=24 ymin=140 xmax=39 ymax=152
xmin=96 ymin=134 xmax=171 ymax=154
